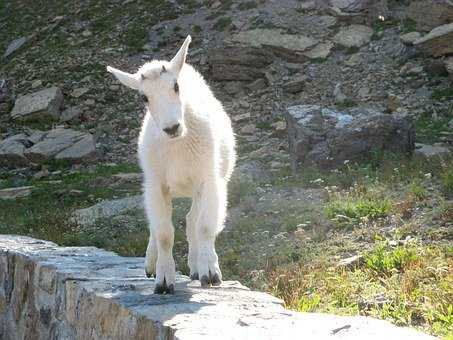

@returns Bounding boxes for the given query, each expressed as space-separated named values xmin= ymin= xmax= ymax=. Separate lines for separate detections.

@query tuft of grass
xmin=408 ymin=181 xmax=427 ymax=201
xmin=441 ymin=162 xmax=453 ymax=197
xmin=213 ymin=16 xmax=232 ymax=31
xmin=431 ymin=87 xmax=453 ymax=101
xmin=238 ymin=1 xmax=257 ymax=10
xmin=365 ymin=242 xmax=419 ymax=275
xmin=416 ymin=113 xmax=453 ymax=143
xmin=192 ymin=25 xmax=202 ymax=34
xmin=325 ymin=186 xmax=392 ymax=227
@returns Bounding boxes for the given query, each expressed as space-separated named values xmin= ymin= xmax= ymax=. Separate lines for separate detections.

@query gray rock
xmin=334 ymin=83 xmax=348 ymax=103
xmin=3 ymin=37 xmax=27 ymax=59
xmin=10 ymin=87 xmax=63 ymax=123
xmin=283 ymin=76 xmax=307 ymax=94
xmin=329 ymin=0 xmax=386 ymax=13
xmin=414 ymin=23 xmax=453 ymax=57
xmin=54 ymin=134 xmax=96 ymax=163
xmin=333 ymin=24 xmax=374 ymax=48
xmin=285 ymin=105 xmax=415 ymax=169
xmin=303 ymin=41 xmax=334 ymax=60
xmin=60 ymin=106 xmax=82 ymax=123
xmin=231 ymin=29 xmax=318 ymax=62
xmin=445 ymin=56 xmax=453 ymax=75
xmin=0 ymin=235 xmax=437 ymax=340
xmin=71 ymin=195 xmax=143 ymax=227
xmin=207 ymin=45 xmax=272 ymax=81
xmin=408 ymin=0 xmax=453 ymax=32
xmin=24 ymin=128 xmax=95 ymax=163
xmin=0 ymin=134 xmax=31 ymax=166
xmin=399 ymin=32 xmax=422 ymax=46
xmin=414 ymin=143 xmax=451 ymax=159
xmin=0 ymin=186 xmax=34 ymax=200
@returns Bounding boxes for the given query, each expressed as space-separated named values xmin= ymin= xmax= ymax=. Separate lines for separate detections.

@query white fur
xmin=107 ymin=36 xmax=236 ymax=291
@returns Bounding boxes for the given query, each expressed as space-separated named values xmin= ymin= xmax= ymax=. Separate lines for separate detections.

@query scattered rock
xmin=414 ymin=23 xmax=453 ymax=57
xmin=271 ymin=121 xmax=287 ymax=138
xmin=407 ymin=0 xmax=453 ymax=32
xmin=445 ymin=56 xmax=453 ymax=75
xmin=285 ymin=105 xmax=415 ymax=169
xmin=0 ymin=134 xmax=33 ymax=166
xmin=24 ymin=128 xmax=96 ymax=164
xmin=30 ymin=79 xmax=43 ymax=89
xmin=333 ymin=24 xmax=373 ymax=48
xmin=3 ymin=37 xmax=28 ymax=59
xmin=112 ymin=173 xmax=142 ymax=184
xmin=247 ymin=78 xmax=268 ymax=91
xmin=60 ymin=106 xmax=82 ymax=123
xmin=333 ymin=83 xmax=348 ymax=104
xmin=11 ymin=87 xmax=63 ymax=123
xmin=337 ymin=255 xmax=364 ymax=269
xmin=231 ymin=29 xmax=318 ymax=62
xmin=70 ymin=87 xmax=89 ymax=98
xmin=283 ymin=76 xmax=306 ymax=94
xmin=414 ymin=143 xmax=451 ymax=159
xmin=240 ymin=124 xmax=256 ymax=135
xmin=0 ymin=186 xmax=34 ymax=200
xmin=232 ymin=112 xmax=251 ymax=123
xmin=71 ymin=195 xmax=143 ymax=227
xmin=303 ymin=42 xmax=334 ymax=60
xmin=399 ymin=32 xmax=422 ymax=46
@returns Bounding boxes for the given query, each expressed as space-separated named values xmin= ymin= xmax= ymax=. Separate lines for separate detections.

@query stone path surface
xmin=0 ymin=235 xmax=437 ymax=340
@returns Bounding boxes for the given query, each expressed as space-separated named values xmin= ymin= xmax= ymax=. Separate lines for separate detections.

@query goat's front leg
xmin=196 ymin=178 xmax=227 ymax=287
xmin=144 ymin=183 xmax=175 ymax=294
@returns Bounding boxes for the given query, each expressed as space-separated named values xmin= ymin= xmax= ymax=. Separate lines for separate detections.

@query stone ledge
xmin=0 ymin=235 xmax=436 ymax=340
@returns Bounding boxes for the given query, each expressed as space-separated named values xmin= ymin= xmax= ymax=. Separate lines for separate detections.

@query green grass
xmin=416 ymin=113 xmax=453 ymax=143
xmin=268 ymin=243 xmax=453 ymax=337
xmin=325 ymin=186 xmax=393 ymax=227
xmin=238 ymin=1 xmax=257 ymax=10
xmin=213 ymin=16 xmax=232 ymax=31
xmin=432 ymin=87 xmax=453 ymax=101
xmin=441 ymin=164 xmax=453 ymax=197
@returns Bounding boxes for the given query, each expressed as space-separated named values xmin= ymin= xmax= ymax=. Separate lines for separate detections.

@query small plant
xmin=325 ymin=188 xmax=392 ymax=227
xmin=297 ymin=294 xmax=321 ymax=312
xmin=408 ymin=181 xmax=427 ymax=201
xmin=192 ymin=25 xmax=202 ymax=34
xmin=431 ymin=86 xmax=453 ymax=101
xmin=441 ymin=162 xmax=453 ymax=197
xmin=213 ymin=16 xmax=232 ymax=31
xmin=238 ymin=1 xmax=257 ymax=10
xmin=365 ymin=243 xmax=419 ymax=274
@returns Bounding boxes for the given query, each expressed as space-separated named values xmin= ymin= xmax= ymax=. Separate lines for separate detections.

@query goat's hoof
xmin=154 ymin=279 xmax=174 ymax=294
xmin=145 ymin=270 xmax=154 ymax=278
xmin=200 ymin=271 xmax=222 ymax=287
xmin=190 ymin=272 xmax=199 ymax=280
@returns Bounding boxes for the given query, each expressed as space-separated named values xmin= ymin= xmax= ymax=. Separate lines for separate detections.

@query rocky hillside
xmin=0 ymin=0 xmax=452 ymax=338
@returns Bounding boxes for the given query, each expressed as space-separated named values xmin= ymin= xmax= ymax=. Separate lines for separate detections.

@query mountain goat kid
xmin=107 ymin=36 xmax=236 ymax=294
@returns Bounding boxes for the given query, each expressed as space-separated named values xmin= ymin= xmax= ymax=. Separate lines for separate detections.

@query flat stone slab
xmin=231 ymin=29 xmax=318 ymax=61
xmin=414 ymin=23 xmax=453 ymax=57
xmin=0 ymin=235 xmax=436 ymax=340
xmin=71 ymin=195 xmax=143 ymax=227
xmin=10 ymin=87 xmax=63 ymax=123
xmin=0 ymin=186 xmax=34 ymax=200
xmin=333 ymin=24 xmax=373 ymax=48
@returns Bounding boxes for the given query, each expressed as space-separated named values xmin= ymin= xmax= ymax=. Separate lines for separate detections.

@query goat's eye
xmin=141 ymin=94 xmax=148 ymax=103
xmin=174 ymin=82 xmax=179 ymax=94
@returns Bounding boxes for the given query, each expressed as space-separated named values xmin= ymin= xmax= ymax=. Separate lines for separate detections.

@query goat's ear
xmin=170 ymin=35 xmax=191 ymax=74
xmin=107 ymin=66 xmax=141 ymax=90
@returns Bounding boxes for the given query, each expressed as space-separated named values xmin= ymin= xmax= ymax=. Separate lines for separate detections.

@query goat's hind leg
xmin=197 ymin=179 xmax=226 ymax=287
xmin=186 ymin=194 xmax=201 ymax=280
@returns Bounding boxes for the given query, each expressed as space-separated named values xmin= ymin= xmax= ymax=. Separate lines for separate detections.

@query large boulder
xmin=24 ymin=127 xmax=96 ymax=163
xmin=414 ymin=23 xmax=453 ymax=57
xmin=229 ymin=29 xmax=327 ymax=62
xmin=10 ymin=87 xmax=63 ymax=123
xmin=407 ymin=0 xmax=453 ymax=32
xmin=333 ymin=24 xmax=374 ymax=48
xmin=0 ymin=128 xmax=96 ymax=167
xmin=285 ymin=105 xmax=415 ymax=169
xmin=207 ymin=45 xmax=272 ymax=81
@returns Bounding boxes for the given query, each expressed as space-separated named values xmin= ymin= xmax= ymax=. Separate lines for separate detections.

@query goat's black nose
xmin=163 ymin=123 xmax=180 ymax=136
